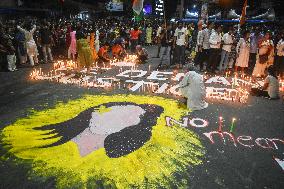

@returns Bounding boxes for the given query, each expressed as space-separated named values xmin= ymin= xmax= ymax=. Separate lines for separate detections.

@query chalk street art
xmin=1 ymin=95 xmax=204 ymax=189
xmin=165 ymin=116 xmax=284 ymax=151
xmin=203 ymin=131 xmax=284 ymax=150
xmin=166 ymin=116 xmax=284 ymax=171
xmin=274 ymin=157 xmax=284 ymax=171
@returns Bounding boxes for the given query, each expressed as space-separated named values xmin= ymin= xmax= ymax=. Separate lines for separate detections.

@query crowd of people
xmin=0 ymin=16 xmax=283 ymax=80
xmin=0 ymin=16 xmax=157 ymax=72
xmin=194 ymin=22 xmax=284 ymax=78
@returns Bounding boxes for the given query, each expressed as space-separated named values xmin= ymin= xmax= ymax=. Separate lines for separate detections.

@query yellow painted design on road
xmin=1 ymin=95 xmax=204 ymax=189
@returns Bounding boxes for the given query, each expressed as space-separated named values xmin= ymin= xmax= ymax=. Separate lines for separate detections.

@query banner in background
xmin=106 ymin=0 xmax=124 ymax=12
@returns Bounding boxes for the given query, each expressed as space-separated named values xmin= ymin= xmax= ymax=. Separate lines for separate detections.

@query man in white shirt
xmin=195 ymin=24 xmax=211 ymax=71
xmin=207 ymin=25 xmax=222 ymax=73
xmin=173 ymin=22 xmax=188 ymax=68
xmin=194 ymin=25 xmax=205 ymax=71
xmin=219 ymin=28 xmax=234 ymax=72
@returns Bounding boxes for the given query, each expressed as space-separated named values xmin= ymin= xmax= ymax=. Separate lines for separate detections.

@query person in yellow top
xmin=77 ymin=39 xmax=93 ymax=74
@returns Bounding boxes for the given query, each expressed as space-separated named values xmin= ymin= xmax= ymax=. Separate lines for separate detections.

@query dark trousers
xmin=0 ymin=53 xmax=7 ymax=71
xmin=173 ymin=45 xmax=186 ymax=65
xmin=138 ymin=55 xmax=148 ymax=63
xmin=274 ymin=55 xmax=284 ymax=76
xmin=248 ymin=53 xmax=257 ymax=74
xmin=207 ymin=48 xmax=220 ymax=72
xmin=130 ymin=39 xmax=138 ymax=53
xmin=250 ymin=88 xmax=269 ymax=98
xmin=195 ymin=49 xmax=209 ymax=71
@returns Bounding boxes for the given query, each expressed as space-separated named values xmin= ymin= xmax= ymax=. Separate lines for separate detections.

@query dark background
xmin=0 ymin=0 xmax=284 ymax=19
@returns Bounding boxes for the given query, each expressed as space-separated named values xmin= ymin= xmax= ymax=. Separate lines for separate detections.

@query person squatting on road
xmin=179 ymin=65 xmax=208 ymax=111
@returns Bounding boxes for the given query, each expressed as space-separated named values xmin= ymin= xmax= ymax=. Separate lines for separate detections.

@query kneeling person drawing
xmin=179 ymin=65 xmax=208 ymax=111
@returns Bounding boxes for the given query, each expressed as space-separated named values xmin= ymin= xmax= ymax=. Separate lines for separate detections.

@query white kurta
xmin=235 ymin=38 xmax=250 ymax=68
xmin=179 ymin=71 xmax=208 ymax=111
xmin=17 ymin=25 xmax=38 ymax=56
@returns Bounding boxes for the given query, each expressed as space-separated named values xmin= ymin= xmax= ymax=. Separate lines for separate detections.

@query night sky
xmin=79 ymin=0 xmax=284 ymax=18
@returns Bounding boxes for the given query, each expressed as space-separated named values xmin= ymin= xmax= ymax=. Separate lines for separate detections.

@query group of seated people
xmin=97 ymin=40 xmax=148 ymax=66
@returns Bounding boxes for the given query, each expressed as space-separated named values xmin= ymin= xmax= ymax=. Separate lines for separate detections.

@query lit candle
xmin=218 ymin=116 xmax=223 ymax=132
xmin=230 ymin=118 xmax=236 ymax=133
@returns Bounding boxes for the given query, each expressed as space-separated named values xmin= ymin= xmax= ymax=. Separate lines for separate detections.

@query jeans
xmin=159 ymin=46 xmax=171 ymax=65
xmin=219 ymin=50 xmax=230 ymax=71
xmin=174 ymin=45 xmax=185 ymax=65
xmin=42 ymin=44 xmax=53 ymax=63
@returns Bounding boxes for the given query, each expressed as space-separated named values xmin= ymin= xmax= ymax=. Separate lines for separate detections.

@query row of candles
xmin=30 ymin=59 xmax=283 ymax=104
xmin=219 ymin=117 xmax=237 ymax=133
xmin=29 ymin=72 xmax=249 ymax=104
xmin=30 ymin=68 xmax=250 ymax=103
xmin=205 ymin=87 xmax=250 ymax=104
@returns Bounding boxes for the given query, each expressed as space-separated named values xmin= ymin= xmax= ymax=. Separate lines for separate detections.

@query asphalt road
xmin=0 ymin=46 xmax=283 ymax=189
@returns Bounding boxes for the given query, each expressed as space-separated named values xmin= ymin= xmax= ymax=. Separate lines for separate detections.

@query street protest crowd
xmin=0 ymin=16 xmax=283 ymax=79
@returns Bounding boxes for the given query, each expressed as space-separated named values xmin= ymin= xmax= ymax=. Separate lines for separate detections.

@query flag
xmin=240 ymin=0 xmax=248 ymax=26
xmin=132 ymin=0 xmax=144 ymax=15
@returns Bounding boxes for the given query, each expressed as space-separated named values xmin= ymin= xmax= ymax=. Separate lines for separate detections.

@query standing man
xmin=195 ymin=24 xmax=210 ymax=71
xmin=0 ymin=26 xmax=17 ymax=71
xmin=248 ymin=28 xmax=260 ymax=75
xmin=219 ymin=27 xmax=234 ymax=72
xmin=39 ymin=23 xmax=54 ymax=64
xmin=157 ymin=25 xmax=172 ymax=68
xmin=207 ymin=25 xmax=222 ymax=73
xmin=173 ymin=22 xmax=188 ymax=69
xmin=155 ymin=25 xmax=162 ymax=58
